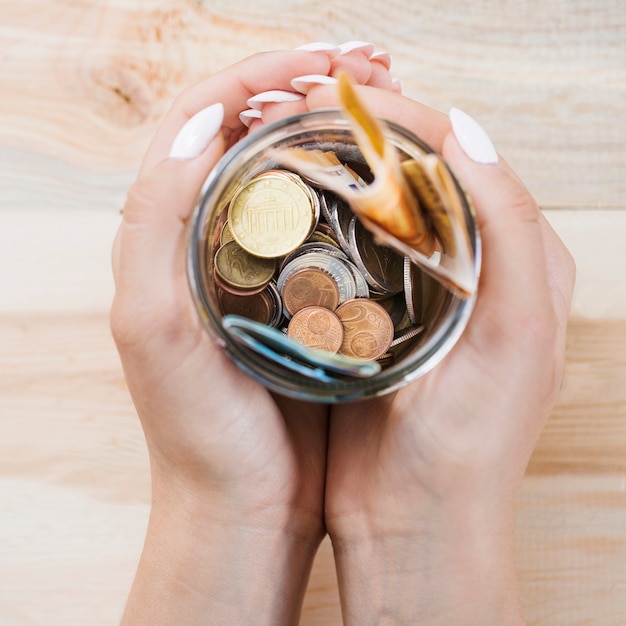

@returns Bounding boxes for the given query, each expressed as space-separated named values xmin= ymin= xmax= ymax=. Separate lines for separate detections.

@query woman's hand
xmin=112 ymin=47 xmax=396 ymax=625
xmin=292 ymin=87 xmax=576 ymax=625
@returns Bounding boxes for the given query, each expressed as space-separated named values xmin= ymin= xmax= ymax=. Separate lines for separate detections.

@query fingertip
xmin=168 ymin=102 xmax=224 ymax=160
xmin=449 ymin=107 xmax=498 ymax=165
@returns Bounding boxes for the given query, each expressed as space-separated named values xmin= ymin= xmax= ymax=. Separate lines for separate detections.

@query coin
xmin=307 ymin=226 xmax=341 ymax=249
xmin=214 ymin=241 xmax=276 ymax=291
xmin=403 ymin=256 xmax=418 ymax=325
xmin=213 ymin=269 xmax=270 ymax=297
xmin=279 ymin=241 xmax=348 ymax=273
xmin=378 ymin=290 xmax=409 ymax=328
xmin=218 ymin=287 xmax=276 ymax=326
xmin=287 ymin=306 xmax=344 ymax=353
xmin=348 ymin=215 xmax=404 ymax=295
xmin=335 ymin=299 xmax=394 ymax=361
xmin=282 ymin=267 xmax=340 ymax=317
xmin=256 ymin=169 xmax=321 ymax=238
xmin=389 ymin=324 xmax=425 ymax=348
xmin=277 ymin=252 xmax=357 ymax=305
xmin=343 ymin=259 xmax=370 ymax=299
xmin=220 ymin=221 xmax=235 ymax=246
xmin=228 ymin=172 xmax=315 ymax=258
xmin=328 ymin=196 xmax=354 ymax=256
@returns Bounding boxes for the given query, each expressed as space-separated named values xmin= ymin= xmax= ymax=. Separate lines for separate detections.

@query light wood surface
xmin=1 ymin=2 xmax=625 ymax=624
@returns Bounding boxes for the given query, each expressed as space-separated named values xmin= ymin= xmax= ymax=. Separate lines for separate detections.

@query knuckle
xmin=109 ymin=296 xmax=143 ymax=352
xmin=110 ymin=292 xmax=193 ymax=355
xmin=122 ymin=175 xmax=159 ymax=222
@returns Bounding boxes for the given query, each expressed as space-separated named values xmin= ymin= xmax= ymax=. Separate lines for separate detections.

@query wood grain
xmin=1 ymin=1 xmax=626 ymax=624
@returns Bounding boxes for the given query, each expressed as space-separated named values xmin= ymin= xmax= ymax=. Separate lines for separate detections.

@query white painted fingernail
xmin=338 ymin=41 xmax=375 ymax=57
xmin=370 ymin=50 xmax=392 ymax=70
xmin=449 ymin=107 xmax=498 ymax=165
xmin=169 ymin=103 xmax=224 ymax=159
xmin=247 ymin=90 xmax=304 ymax=110
xmin=239 ymin=109 xmax=262 ymax=127
xmin=290 ymin=74 xmax=338 ymax=94
xmin=294 ymin=42 xmax=340 ymax=55
xmin=391 ymin=78 xmax=402 ymax=94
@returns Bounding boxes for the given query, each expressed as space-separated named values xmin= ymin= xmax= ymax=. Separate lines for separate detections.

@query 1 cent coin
xmin=282 ymin=267 xmax=340 ymax=317
xmin=287 ymin=306 xmax=344 ymax=354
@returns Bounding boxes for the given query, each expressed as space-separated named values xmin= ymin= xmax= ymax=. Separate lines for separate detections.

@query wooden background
xmin=1 ymin=1 xmax=625 ymax=624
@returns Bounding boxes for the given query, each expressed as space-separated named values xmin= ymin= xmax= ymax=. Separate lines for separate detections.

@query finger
xmin=329 ymin=51 xmax=373 ymax=85
xmin=365 ymin=60 xmax=393 ymax=90
xmin=141 ymin=50 xmax=333 ymax=173
xmin=538 ymin=212 xmax=576 ymax=332
xmin=260 ymin=100 xmax=310 ymax=126
xmin=441 ymin=131 xmax=550 ymax=323
xmin=113 ymin=118 xmax=225 ymax=311
xmin=305 ymin=85 xmax=450 ymax=152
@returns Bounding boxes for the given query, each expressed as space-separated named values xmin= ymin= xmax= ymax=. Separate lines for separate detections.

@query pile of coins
xmin=212 ymin=163 xmax=425 ymax=365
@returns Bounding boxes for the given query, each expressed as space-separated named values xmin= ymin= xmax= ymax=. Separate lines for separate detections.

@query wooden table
xmin=1 ymin=2 xmax=625 ymax=624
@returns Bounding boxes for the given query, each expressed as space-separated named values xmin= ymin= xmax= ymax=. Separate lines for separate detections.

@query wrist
xmin=122 ymin=474 xmax=324 ymax=625
xmin=329 ymin=494 xmax=525 ymax=626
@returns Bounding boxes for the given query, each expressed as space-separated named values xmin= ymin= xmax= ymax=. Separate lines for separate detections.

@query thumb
xmin=112 ymin=103 xmax=225 ymax=336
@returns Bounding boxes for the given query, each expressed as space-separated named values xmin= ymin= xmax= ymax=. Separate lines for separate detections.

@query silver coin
xmin=390 ymin=324 xmax=425 ymax=348
xmin=343 ymin=259 xmax=370 ymax=298
xmin=404 ymin=256 xmax=418 ymax=325
xmin=328 ymin=196 xmax=354 ymax=256
xmin=348 ymin=216 xmax=405 ymax=295
xmin=277 ymin=252 xmax=357 ymax=308
xmin=319 ymin=191 xmax=334 ymax=224
xmin=265 ymin=280 xmax=284 ymax=328
xmin=279 ymin=241 xmax=349 ymax=273
xmin=378 ymin=291 xmax=409 ymax=328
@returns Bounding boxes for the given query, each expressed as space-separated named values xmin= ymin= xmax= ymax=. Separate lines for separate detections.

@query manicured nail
xmin=239 ymin=109 xmax=262 ymax=127
xmin=338 ymin=41 xmax=375 ymax=57
xmin=169 ymin=103 xmax=224 ymax=159
xmin=391 ymin=78 xmax=402 ymax=94
xmin=370 ymin=50 xmax=392 ymax=69
xmin=290 ymin=74 xmax=338 ymax=94
xmin=449 ymin=107 xmax=498 ymax=165
xmin=294 ymin=42 xmax=340 ymax=55
xmin=247 ymin=90 xmax=304 ymax=110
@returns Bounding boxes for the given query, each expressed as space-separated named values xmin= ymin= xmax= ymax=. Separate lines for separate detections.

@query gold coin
xmin=228 ymin=173 xmax=315 ymax=258
xmin=287 ymin=306 xmax=344 ymax=354
xmin=220 ymin=221 xmax=235 ymax=246
xmin=282 ymin=267 xmax=340 ymax=317
xmin=335 ymin=299 xmax=394 ymax=361
xmin=214 ymin=240 xmax=276 ymax=291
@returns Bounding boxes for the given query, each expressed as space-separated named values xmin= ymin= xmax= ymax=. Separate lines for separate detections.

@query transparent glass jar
xmin=187 ymin=109 xmax=481 ymax=402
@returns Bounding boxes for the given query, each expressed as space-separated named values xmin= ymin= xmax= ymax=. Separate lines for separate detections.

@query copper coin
xmin=335 ymin=299 xmax=394 ymax=361
xmin=217 ymin=288 xmax=276 ymax=325
xmin=282 ymin=267 xmax=340 ymax=317
xmin=287 ymin=306 xmax=344 ymax=354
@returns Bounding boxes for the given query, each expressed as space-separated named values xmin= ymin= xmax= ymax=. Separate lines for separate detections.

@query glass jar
xmin=187 ymin=109 xmax=481 ymax=402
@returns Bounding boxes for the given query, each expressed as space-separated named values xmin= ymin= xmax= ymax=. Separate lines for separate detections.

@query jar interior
xmin=190 ymin=114 xmax=477 ymax=402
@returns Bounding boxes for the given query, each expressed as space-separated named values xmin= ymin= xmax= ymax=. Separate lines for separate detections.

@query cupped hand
xmin=111 ymin=50 xmax=343 ymax=533
xmin=298 ymin=86 xmax=575 ymax=623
